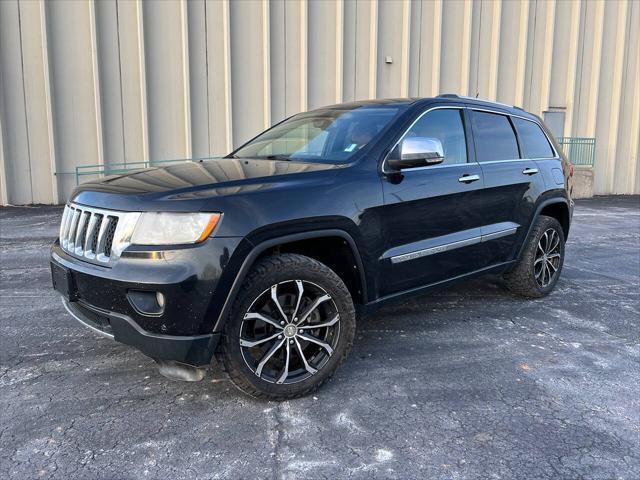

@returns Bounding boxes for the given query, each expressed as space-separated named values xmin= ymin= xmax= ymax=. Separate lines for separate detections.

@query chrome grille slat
xmin=74 ymin=211 xmax=90 ymax=254
xmin=95 ymin=215 xmax=111 ymax=261
xmin=67 ymin=209 xmax=81 ymax=250
xmin=58 ymin=203 xmax=140 ymax=266
xmin=83 ymin=213 xmax=99 ymax=259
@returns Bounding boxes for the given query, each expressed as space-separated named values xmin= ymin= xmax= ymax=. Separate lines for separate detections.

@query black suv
xmin=51 ymin=95 xmax=573 ymax=399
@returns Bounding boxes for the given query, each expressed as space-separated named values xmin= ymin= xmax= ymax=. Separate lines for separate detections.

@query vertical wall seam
xmin=300 ymin=0 xmax=307 ymax=110
xmin=222 ymin=0 xmax=232 ymax=152
xmin=0 ymin=87 xmax=8 ymax=204
xmin=181 ymin=0 xmax=192 ymax=158
xmin=335 ymin=0 xmax=344 ymax=103
xmin=460 ymin=0 xmax=473 ymax=96
xmin=563 ymin=0 xmax=581 ymax=137
xmin=115 ymin=0 xmax=127 ymax=165
xmin=400 ymin=0 xmax=411 ymax=97
xmin=352 ymin=0 xmax=357 ymax=100
xmin=16 ymin=1 xmax=35 ymax=203
xmin=88 ymin=0 xmax=104 ymax=169
xmin=39 ymin=0 xmax=58 ymax=203
xmin=136 ymin=0 xmax=149 ymax=161
xmin=368 ymin=0 xmax=377 ymax=98
xmin=283 ymin=0 xmax=288 ymax=115
xmin=262 ymin=0 xmax=271 ymax=128
xmin=573 ymin=3 xmax=587 ymax=136
xmin=432 ymin=0 xmax=442 ymax=96
xmin=203 ymin=0 xmax=211 ymax=154
xmin=416 ymin=0 xmax=422 ymax=96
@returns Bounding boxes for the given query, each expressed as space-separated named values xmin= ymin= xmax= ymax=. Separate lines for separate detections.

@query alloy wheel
xmin=534 ymin=228 xmax=562 ymax=288
xmin=239 ymin=280 xmax=340 ymax=384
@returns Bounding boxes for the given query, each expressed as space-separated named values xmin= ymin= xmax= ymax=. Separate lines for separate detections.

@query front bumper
xmin=51 ymin=235 xmax=245 ymax=366
xmin=61 ymin=298 xmax=219 ymax=366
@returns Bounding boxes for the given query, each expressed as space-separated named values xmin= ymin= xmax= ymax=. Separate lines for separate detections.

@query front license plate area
xmin=51 ymin=262 xmax=79 ymax=302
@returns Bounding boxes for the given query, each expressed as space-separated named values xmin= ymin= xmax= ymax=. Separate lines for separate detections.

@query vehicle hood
xmin=71 ymin=158 xmax=342 ymax=211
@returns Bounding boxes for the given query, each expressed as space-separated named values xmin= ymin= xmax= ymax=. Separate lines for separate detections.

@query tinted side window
xmin=513 ymin=118 xmax=555 ymax=158
xmin=471 ymin=111 xmax=520 ymax=162
xmin=404 ymin=109 xmax=468 ymax=165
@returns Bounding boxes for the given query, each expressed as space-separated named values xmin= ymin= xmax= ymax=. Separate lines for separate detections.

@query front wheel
xmin=217 ymin=254 xmax=356 ymax=400
xmin=503 ymin=215 xmax=566 ymax=298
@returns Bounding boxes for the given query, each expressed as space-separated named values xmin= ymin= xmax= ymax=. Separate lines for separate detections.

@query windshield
xmin=232 ymin=105 xmax=404 ymax=163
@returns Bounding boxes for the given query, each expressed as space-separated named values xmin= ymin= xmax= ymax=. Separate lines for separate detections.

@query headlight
xmin=130 ymin=212 xmax=221 ymax=245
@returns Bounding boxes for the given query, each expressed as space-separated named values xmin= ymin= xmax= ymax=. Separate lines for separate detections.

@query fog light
xmin=127 ymin=290 xmax=165 ymax=316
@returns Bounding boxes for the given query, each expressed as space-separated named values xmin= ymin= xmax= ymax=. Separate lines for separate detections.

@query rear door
xmin=469 ymin=109 xmax=546 ymax=265
xmin=378 ymin=106 xmax=486 ymax=297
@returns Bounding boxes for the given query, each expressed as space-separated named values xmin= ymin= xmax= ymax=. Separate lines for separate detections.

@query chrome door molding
xmin=385 ymin=222 xmax=520 ymax=264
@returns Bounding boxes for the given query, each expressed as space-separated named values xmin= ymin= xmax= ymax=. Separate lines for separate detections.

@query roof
xmin=317 ymin=95 xmax=535 ymax=118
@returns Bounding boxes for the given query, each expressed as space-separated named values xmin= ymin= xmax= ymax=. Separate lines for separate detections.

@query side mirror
xmin=387 ymin=137 xmax=444 ymax=171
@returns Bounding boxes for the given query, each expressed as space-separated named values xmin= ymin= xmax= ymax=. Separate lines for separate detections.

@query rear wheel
xmin=504 ymin=215 xmax=565 ymax=298
xmin=217 ymin=254 xmax=355 ymax=400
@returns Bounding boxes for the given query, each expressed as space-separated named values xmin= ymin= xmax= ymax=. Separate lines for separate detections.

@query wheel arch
xmin=516 ymin=197 xmax=570 ymax=261
xmin=213 ymin=229 xmax=367 ymax=332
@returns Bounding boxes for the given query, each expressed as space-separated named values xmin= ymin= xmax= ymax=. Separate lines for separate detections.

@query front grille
xmin=59 ymin=203 xmax=139 ymax=265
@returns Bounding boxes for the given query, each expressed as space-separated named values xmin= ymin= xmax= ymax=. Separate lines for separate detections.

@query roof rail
xmin=436 ymin=93 xmax=516 ymax=110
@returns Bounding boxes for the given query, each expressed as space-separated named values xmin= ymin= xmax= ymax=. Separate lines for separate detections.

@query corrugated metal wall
xmin=0 ymin=0 xmax=638 ymax=205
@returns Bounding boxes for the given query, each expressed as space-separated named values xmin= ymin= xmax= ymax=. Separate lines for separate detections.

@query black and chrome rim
xmin=534 ymin=228 xmax=562 ymax=288
xmin=239 ymin=280 xmax=340 ymax=385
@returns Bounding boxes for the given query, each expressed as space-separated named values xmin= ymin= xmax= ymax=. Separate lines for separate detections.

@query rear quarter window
xmin=513 ymin=117 xmax=555 ymax=159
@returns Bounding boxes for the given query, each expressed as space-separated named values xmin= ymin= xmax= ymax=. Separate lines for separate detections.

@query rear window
xmin=471 ymin=111 xmax=520 ymax=162
xmin=513 ymin=118 xmax=555 ymax=158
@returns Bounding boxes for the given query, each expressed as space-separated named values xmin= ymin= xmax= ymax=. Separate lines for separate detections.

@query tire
xmin=217 ymin=253 xmax=356 ymax=400
xmin=503 ymin=215 xmax=565 ymax=298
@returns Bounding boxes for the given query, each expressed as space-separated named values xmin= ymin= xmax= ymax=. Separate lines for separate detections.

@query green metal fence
xmin=55 ymin=156 xmax=222 ymax=185
xmin=557 ymin=137 xmax=596 ymax=167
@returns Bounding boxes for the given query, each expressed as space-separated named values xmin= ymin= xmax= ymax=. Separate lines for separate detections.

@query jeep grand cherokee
xmin=51 ymin=95 xmax=573 ymax=399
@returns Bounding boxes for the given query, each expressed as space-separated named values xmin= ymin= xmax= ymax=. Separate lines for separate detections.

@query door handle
xmin=522 ymin=167 xmax=539 ymax=175
xmin=458 ymin=174 xmax=480 ymax=184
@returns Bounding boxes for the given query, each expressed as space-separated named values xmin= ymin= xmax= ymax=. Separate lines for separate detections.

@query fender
xmin=212 ymin=229 xmax=367 ymax=332
xmin=515 ymin=195 xmax=570 ymax=261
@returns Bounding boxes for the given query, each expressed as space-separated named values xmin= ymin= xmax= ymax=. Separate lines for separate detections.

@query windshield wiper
xmin=263 ymin=155 xmax=292 ymax=161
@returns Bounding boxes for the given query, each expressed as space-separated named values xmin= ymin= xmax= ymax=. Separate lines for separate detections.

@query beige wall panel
xmin=408 ymin=0 xmax=441 ymax=97
xmin=95 ymin=0 xmax=125 ymax=165
xmin=269 ymin=0 xmax=286 ymax=122
xmin=283 ymin=0 xmax=306 ymax=115
xmin=342 ymin=0 xmax=357 ymax=102
xmin=46 ymin=0 xmax=103 ymax=201
xmin=353 ymin=0 xmax=378 ymax=100
xmin=571 ymin=0 xmax=604 ymax=137
xmin=522 ymin=0 xmax=555 ymax=114
xmin=0 ymin=115 xmax=6 ymax=204
xmin=548 ymin=0 xmax=580 ymax=111
xmin=376 ymin=0 xmax=410 ymax=99
xmin=115 ymin=0 xmax=148 ymax=164
xmin=496 ymin=0 xmax=528 ymax=106
xmin=187 ymin=0 xmax=209 ymax=158
xmin=439 ymin=0 xmax=472 ymax=96
xmin=612 ymin=0 xmax=640 ymax=195
xmin=307 ymin=0 xmax=342 ymax=109
xmin=205 ymin=0 xmax=232 ymax=155
xmin=0 ymin=0 xmax=33 ymax=204
xmin=593 ymin=0 xmax=628 ymax=194
xmin=229 ymin=0 xmax=270 ymax=146
xmin=468 ymin=0 xmax=501 ymax=100
xmin=2 ymin=0 xmax=640 ymax=203
xmin=18 ymin=0 xmax=57 ymax=203
xmin=142 ymin=0 xmax=190 ymax=162
xmin=0 ymin=107 xmax=7 ymax=205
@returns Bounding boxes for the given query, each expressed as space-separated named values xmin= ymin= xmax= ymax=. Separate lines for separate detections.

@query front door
xmin=378 ymin=107 xmax=486 ymax=297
